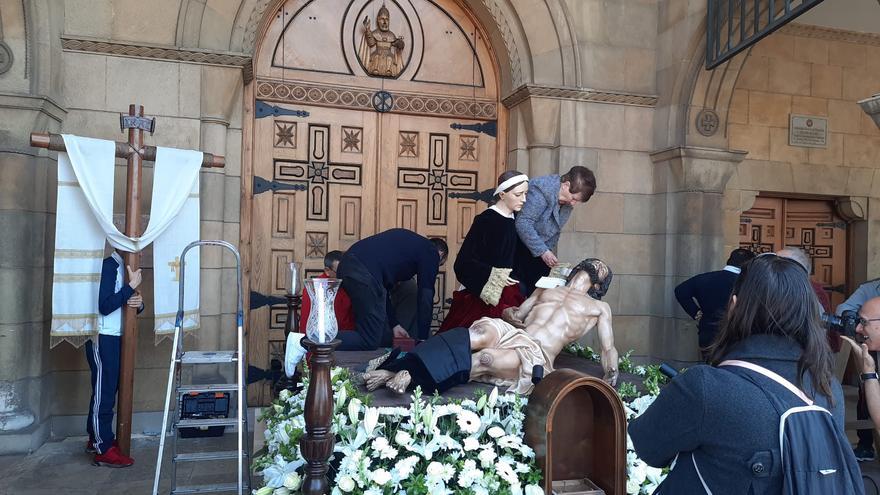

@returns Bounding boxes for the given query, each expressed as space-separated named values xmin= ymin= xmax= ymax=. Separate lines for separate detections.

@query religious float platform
xmin=254 ymin=350 xmax=645 ymax=495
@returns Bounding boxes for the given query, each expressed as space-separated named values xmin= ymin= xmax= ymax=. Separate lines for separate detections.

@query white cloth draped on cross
xmin=50 ymin=134 xmax=202 ymax=347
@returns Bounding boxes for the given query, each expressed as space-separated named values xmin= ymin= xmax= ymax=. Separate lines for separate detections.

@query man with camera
xmin=845 ymin=296 xmax=880 ymax=460
xmin=839 ymin=281 xmax=880 ymax=461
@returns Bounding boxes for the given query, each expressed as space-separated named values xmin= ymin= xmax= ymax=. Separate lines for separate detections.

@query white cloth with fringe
xmin=51 ymin=134 xmax=202 ymax=347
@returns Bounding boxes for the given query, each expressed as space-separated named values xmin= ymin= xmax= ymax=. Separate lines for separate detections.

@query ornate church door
xmin=244 ymin=0 xmax=502 ymax=403
xmin=739 ymin=197 xmax=848 ymax=309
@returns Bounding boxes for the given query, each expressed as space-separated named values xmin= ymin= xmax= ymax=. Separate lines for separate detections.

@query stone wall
xmin=724 ymin=26 xmax=880 ymax=275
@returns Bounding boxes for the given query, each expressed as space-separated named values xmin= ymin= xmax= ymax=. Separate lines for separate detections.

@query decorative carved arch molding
xmin=238 ymin=0 xmax=567 ymax=92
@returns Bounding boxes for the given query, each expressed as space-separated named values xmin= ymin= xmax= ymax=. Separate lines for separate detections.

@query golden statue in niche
xmin=358 ymin=4 xmax=405 ymax=77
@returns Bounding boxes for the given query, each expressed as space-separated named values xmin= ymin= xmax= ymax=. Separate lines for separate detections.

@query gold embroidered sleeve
xmin=480 ymin=267 xmax=512 ymax=306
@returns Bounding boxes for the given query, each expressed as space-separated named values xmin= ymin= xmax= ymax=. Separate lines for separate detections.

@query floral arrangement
xmin=253 ymin=367 xmax=543 ymax=495
xmin=254 ymin=347 xmax=675 ymax=495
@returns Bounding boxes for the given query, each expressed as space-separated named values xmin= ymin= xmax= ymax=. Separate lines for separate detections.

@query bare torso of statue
xmin=364 ymin=259 xmax=620 ymax=395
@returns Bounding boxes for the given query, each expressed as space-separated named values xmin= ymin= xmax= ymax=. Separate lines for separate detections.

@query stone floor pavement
xmin=0 ymin=434 xmax=251 ymax=495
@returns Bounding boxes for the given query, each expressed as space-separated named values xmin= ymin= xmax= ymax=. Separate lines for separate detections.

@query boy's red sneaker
xmin=93 ymin=445 xmax=134 ymax=468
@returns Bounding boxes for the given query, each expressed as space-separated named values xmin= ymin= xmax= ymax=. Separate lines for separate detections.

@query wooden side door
xmin=739 ymin=196 xmax=784 ymax=254
xmin=739 ymin=197 xmax=848 ymax=309
xmin=377 ymin=112 xmax=496 ymax=330
xmin=249 ymin=104 xmax=377 ymax=402
xmin=784 ymin=199 xmax=848 ymax=309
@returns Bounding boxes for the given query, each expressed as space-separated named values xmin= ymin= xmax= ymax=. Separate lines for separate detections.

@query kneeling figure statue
xmin=364 ymin=258 xmax=618 ymax=395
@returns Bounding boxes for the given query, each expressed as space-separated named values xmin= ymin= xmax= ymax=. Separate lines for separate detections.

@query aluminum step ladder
xmin=152 ymin=240 xmax=251 ymax=495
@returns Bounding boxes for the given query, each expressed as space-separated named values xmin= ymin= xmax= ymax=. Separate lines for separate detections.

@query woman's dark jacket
xmin=629 ymin=334 xmax=847 ymax=494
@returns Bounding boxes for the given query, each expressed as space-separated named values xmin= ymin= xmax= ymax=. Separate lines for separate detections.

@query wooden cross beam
xmin=31 ymin=104 xmax=225 ymax=456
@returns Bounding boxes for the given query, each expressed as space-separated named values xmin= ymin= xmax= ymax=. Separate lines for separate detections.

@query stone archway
xmin=241 ymin=0 xmax=517 ymax=403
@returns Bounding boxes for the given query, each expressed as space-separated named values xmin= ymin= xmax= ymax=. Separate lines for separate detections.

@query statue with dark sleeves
xmin=363 ymin=258 xmax=619 ymax=395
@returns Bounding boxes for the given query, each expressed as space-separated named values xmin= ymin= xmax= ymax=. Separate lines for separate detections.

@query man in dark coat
xmin=674 ymin=248 xmax=755 ymax=357
xmin=336 ymin=229 xmax=447 ymax=351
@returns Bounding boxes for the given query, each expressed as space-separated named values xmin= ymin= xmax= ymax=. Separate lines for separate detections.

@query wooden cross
xmin=397 ymin=133 xmax=477 ymax=225
xmin=31 ymin=104 xmax=225 ymax=456
xmin=168 ymin=256 xmax=182 ymax=281
xmin=274 ymin=124 xmax=362 ymax=221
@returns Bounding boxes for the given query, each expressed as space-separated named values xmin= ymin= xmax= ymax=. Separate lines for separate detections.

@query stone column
xmin=197 ymin=66 xmax=242 ymax=382
xmin=650 ymin=146 xmax=747 ymax=363
xmin=0 ymin=93 xmax=66 ymax=454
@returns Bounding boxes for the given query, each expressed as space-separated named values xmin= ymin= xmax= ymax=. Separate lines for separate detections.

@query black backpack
xmin=721 ymin=360 xmax=864 ymax=495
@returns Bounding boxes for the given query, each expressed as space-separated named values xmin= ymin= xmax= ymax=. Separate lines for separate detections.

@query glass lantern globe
xmin=304 ymin=277 xmax=340 ymax=344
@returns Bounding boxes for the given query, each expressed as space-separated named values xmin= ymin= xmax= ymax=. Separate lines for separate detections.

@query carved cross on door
xmin=273 ymin=124 xmax=362 ymax=221
xmin=397 ymin=133 xmax=477 ymax=225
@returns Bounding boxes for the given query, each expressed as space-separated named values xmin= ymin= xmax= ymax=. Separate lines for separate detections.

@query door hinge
xmin=249 ymin=290 xmax=287 ymax=310
xmin=449 ymin=188 xmax=496 ymax=204
xmin=255 ymin=100 xmax=310 ymax=119
xmin=253 ymin=176 xmax=307 ymax=195
xmin=816 ymin=221 xmax=847 ymax=230
xmin=823 ymin=284 xmax=847 ymax=294
xmin=450 ymin=120 xmax=497 ymax=138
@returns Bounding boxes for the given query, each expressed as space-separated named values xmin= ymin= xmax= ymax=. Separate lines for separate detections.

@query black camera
xmin=820 ymin=309 xmax=865 ymax=343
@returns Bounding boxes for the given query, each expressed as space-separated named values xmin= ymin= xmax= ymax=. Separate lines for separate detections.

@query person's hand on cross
xmin=127 ymin=293 xmax=143 ymax=308
xmin=127 ymin=265 xmax=143 ymax=290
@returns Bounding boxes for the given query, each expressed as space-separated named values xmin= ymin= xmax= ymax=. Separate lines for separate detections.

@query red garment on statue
xmin=299 ymin=273 xmax=356 ymax=333
xmin=438 ymin=284 xmax=525 ymax=332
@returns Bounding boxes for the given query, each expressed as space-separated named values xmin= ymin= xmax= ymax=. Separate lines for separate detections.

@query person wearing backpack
xmin=629 ymin=254 xmax=864 ymax=494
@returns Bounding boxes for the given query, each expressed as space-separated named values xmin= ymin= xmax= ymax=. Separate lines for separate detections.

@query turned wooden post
xmin=300 ymin=338 xmax=340 ymax=495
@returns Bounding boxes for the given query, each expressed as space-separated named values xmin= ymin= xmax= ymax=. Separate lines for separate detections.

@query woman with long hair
xmin=629 ymin=254 xmax=861 ymax=494
xmin=438 ymin=170 xmax=528 ymax=332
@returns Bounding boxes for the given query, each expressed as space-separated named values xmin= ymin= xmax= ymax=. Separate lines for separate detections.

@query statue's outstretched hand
xmin=603 ymin=368 xmax=619 ymax=387
xmin=362 ymin=16 xmax=370 ymax=29
xmin=502 ymin=307 xmax=525 ymax=328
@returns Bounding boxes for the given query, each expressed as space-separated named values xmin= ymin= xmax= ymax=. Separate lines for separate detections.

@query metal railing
xmin=706 ymin=0 xmax=825 ymax=69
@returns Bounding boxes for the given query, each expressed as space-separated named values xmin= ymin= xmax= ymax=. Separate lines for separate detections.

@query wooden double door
xmin=739 ymin=197 xmax=848 ymax=309
xmin=247 ymin=102 xmax=497 ymax=401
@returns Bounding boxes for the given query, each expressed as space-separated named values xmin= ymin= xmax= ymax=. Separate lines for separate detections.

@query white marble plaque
xmin=789 ymin=114 xmax=827 ymax=148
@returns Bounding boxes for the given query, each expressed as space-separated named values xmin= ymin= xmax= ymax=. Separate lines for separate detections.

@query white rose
xmin=282 ymin=472 xmax=301 ymax=490
xmin=487 ymin=426 xmax=505 ymax=439
xmin=395 ymin=430 xmax=413 ymax=446
xmin=426 ymin=461 xmax=444 ymax=477
xmin=478 ymin=448 xmax=496 ymax=468
xmin=371 ymin=468 xmax=392 ymax=486
xmin=626 ymin=477 xmax=642 ymax=495
xmin=525 ymin=485 xmax=543 ymax=495
xmin=371 ymin=436 xmax=389 ymax=452
xmin=279 ymin=389 xmax=291 ymax=401
xmin=463 ymin=437 xmax=481 ymax=451
xmin=337 ymin=475 xmax=356 ymax=493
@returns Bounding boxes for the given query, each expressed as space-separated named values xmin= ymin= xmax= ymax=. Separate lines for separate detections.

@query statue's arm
xmin=516 ymin=289 xmax=543 ymax=320
xmin=595 ymin=301 xmax=619 ymax=386
xmin=362 ymin=19 xmax=377 ymax=47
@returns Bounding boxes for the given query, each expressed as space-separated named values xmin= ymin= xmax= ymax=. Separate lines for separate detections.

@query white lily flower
xmin=363 ymin=407 xmax=379 ymax=436
xmin=335 ymin=386 xmax=348 ymax=409
xmin=487 ymin=387 xmax=499 ymax=408
xmin=348 ymin=398 xmax=362 ymax=424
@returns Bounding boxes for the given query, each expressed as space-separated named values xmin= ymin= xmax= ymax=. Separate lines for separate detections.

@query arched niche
xmin=524 ymin=369 xmax=627 ymax=495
